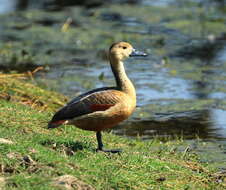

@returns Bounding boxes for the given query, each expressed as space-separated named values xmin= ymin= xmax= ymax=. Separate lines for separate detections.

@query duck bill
xmin=130 ymin=49 xmax=147 ymax=57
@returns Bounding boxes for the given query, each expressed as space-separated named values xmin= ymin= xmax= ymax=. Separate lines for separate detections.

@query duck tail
xmin=48 ymin=120 xmax=65 ymax=129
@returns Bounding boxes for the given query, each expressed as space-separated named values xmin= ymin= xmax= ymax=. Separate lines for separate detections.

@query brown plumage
xmin=48 ymin=42 xmax=147 ymax=153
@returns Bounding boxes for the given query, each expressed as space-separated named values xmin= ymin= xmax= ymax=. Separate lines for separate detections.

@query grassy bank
xmin=0 ymin=74 xmax=225 ymax=190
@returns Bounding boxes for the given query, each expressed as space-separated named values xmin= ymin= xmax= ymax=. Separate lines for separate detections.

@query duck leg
xmin=96 ymin=131 xmax=121 ymax=153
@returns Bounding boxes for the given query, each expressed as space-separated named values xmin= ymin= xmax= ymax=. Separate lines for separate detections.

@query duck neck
xmin=110 ymin=57 xmax=136 ymax=98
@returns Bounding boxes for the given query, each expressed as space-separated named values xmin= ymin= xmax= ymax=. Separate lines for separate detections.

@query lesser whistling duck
xmin=48 ymin=42 xmax=147 ymax=153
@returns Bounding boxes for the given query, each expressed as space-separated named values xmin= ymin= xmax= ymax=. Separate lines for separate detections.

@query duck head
xmin=109 ymin=42 xmax=147 ymax=61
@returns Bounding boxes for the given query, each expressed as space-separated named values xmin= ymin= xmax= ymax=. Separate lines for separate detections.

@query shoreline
xmin=0 ymin=74 xmax=225 ymax=189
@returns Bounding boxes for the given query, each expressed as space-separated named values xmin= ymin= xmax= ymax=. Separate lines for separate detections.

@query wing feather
xmin=50 ymin=87 xmax=125 ymax=124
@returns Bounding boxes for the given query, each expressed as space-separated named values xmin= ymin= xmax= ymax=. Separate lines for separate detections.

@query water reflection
xmin=142 ymin=0 xmax=175 ymax=6
xmin=212 ymin=109 xmax=226 ymax=138
xmin=216 ymin=45 xmax=226 ymax=62
xmin=0 ymin=0 xmax=16 ymax=14
xmin=114 ymin=109 xmax=226 ymax=140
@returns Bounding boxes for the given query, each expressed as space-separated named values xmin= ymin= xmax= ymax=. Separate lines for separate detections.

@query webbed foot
xmin=96 ymin=131 xmax=121 ymax=154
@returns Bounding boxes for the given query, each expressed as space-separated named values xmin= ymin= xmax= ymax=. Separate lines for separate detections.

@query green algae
xmin=1 ymin=2 xmax=225 ymax=72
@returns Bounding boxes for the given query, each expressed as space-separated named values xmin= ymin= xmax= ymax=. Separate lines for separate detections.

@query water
xmin=0 ymin=0 xmax=16 ymax=14
xmin=0 ymin=0 xmax=226 ymax=166
xmin=28 ymin=1 xmax=226 ymax=141
xmin=37 ymin=53 xmax=226 ymax=141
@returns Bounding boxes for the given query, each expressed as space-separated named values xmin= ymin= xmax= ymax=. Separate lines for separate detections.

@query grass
xmin=0 ymin=74 xmax=225 ymax=190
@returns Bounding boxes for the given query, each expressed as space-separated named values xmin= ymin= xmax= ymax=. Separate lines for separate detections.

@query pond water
xmin=0 ymin=0 xmax=226 ymax=166
xmin=0 ymin=0 xmax=16 ymax=14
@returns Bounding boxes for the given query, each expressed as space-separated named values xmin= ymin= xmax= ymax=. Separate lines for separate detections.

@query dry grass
xmin=0 ymin=69 xmax=67 ymax=111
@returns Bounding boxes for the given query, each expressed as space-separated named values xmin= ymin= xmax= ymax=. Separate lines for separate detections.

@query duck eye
xmin=122 ymin=46 xmax=127 ymax=49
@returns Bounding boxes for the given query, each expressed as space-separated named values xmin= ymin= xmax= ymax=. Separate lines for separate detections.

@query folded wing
xmin=49 ymin=87 xmax=125 ymax=127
